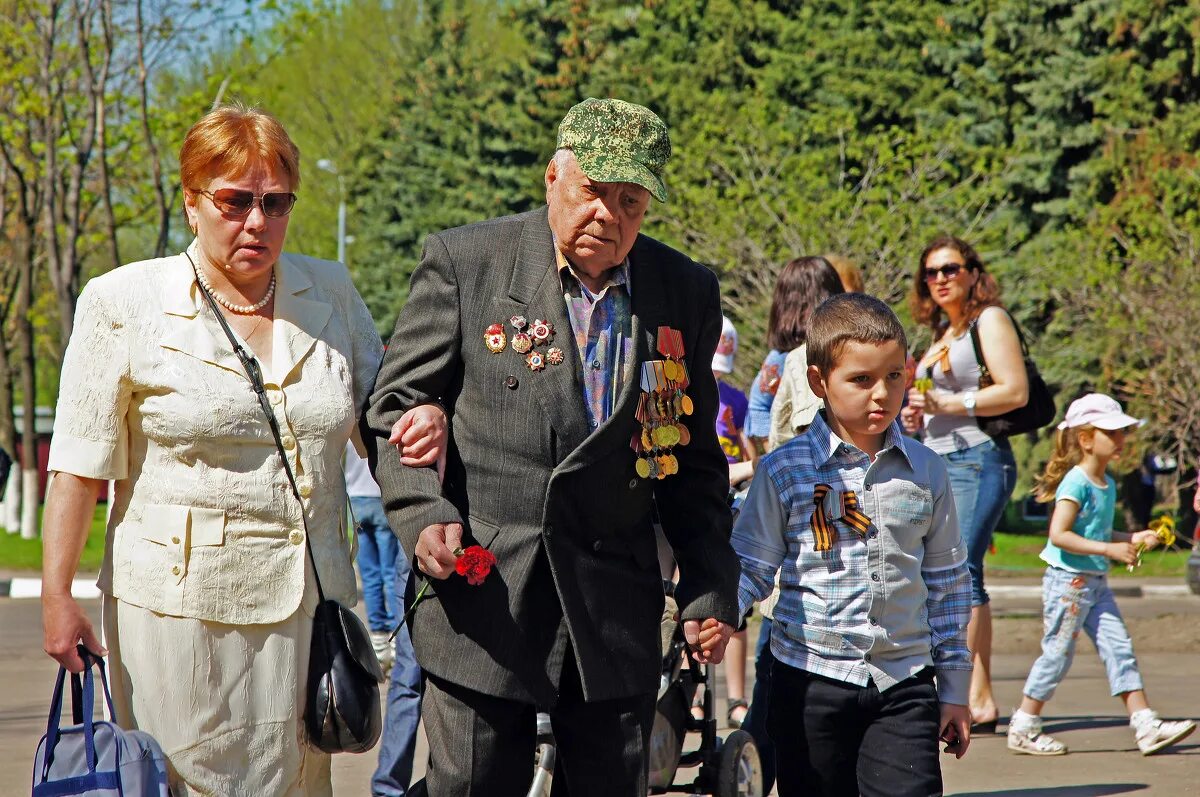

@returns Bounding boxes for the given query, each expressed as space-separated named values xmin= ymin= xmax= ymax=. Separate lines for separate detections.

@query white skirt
xmin=102 ymin=593 xmax=332 ymax=796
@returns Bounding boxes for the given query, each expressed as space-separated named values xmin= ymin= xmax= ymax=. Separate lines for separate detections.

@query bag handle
xmin=40 ymin=646 xmax=115 ymax=781
xmin=967 ymin=306 xmax=1031 ymax=386
xmin=184 ymin=253 xmax=327 ymax=604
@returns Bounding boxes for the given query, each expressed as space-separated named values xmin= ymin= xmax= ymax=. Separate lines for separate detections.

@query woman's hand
xmin=389 ymin=404 xmax=448 ymax=479
xmin=43 ymin=593 xmax=106 ymax=673
xmin=900 ymin=404 xmax=924 ymax=433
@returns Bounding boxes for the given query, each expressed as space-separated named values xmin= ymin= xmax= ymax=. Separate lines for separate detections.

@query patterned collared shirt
xmin=555 ymin=247 xmax=634 ymax=431
xmin=732 ymin=411 xmax=972 ymax=704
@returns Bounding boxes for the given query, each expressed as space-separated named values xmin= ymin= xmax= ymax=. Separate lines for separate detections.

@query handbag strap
xmin=967 ymin=306 xmax=1031 ymax=385
xmin=40 ymin=646 xmax=115 ymax=781
xmin=185 ymin=253 xmax=327 ymax=604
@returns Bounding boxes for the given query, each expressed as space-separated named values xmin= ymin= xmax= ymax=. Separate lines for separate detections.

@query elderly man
xmin=364 ymin=98 xmax=739 ymax=795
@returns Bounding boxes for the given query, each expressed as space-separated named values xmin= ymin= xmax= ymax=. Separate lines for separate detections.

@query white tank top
xmin=918 ymin=306 xmax=1003 ymax=454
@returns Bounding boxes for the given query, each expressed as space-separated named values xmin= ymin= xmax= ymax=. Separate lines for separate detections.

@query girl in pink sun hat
xmin=1007 ymin=393 xmax=1195 ymax=756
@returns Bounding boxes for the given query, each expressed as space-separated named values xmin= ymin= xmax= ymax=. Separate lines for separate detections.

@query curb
xmin=0 ymin=578 xmax=101 ymax=599
xmin=987 ymin=584 xmax=1192 ymax=599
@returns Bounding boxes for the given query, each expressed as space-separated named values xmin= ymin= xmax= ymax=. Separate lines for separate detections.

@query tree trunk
xmin=15 ymin=235 xmax=38 ymax=539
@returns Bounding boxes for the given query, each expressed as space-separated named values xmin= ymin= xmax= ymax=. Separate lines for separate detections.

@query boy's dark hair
xmin=807 ymin=293 xmax=907 ymax=374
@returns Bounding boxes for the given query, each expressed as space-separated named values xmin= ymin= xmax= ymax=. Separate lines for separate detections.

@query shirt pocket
xmin=874 ymin=482 xmax=933 ymax=549
xmin=139 ymin=504 xmax=226 ymax=548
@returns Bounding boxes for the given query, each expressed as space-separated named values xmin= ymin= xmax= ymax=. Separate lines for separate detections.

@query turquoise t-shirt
xmin=1039 ymin=466 xmax=1115 ymax=573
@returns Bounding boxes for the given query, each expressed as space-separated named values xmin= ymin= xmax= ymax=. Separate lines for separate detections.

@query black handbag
xmin=968 ymin=309 xmax=1056 ymax=438
xmin=190 ymin=257 xmax=383 ymax=754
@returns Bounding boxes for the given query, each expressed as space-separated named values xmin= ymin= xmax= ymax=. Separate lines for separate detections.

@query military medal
xmin=512 ymin=333 xmax=533 ymax=354
xmin=629 ymin=326 xmax=695 ymax=480
xmin=546 ymin=346 xmax=565 ymax=366
xmin=530 ymin=319 xmax=554 ymax=344
xmin=525 ymin=350 xmax=546 ymax=371
xmin=484 ymin=323 xmax=507 ymax=353
xmin=510 ymin=315 xmax=528 ymax=330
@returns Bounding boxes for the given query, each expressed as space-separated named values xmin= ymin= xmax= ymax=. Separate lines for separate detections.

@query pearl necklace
xmin=194 ymin=263 xmax=276 ymax=314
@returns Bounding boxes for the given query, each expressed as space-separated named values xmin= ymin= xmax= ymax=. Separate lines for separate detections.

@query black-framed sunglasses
xmin=197 ymin=188 xmax=297 ymax=218
xmin=923 ymin=263 xmax=966 ymax=282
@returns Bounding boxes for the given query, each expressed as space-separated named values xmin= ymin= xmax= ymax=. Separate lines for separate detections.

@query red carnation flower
xmin=453 ymin=545 xmax=497 ymax=586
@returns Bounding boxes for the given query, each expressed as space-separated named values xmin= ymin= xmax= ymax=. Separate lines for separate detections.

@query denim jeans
xmin=741 ymin=617 xmax=776 ymax=794
xmin=362 ymin=500 xmax=423 ymax=797
xmin=353 ymin=496 xmax=400 ymax=631
xmin=768 ymin=663 xmax=941 ymax=797
xmin=942 ymin=438 xmax=1017 ymax=605
xmin=1022 ymin=567 xmax=1144 ymax=702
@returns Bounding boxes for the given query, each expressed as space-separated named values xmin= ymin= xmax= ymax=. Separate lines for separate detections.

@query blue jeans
xmin=942 ymin=438 xmax=1017 ymax=606
xmin=1023 ymin=567 xmax=1144 ymax=702
xmin=353 ymin=497 xmax=423 ymax=797
xmin=742 ymin=617 xmax=776 ymax=794
xmin=354 ymin=496 xmax=400 ymax=631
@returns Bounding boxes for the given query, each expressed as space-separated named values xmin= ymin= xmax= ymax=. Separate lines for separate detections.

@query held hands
xmin=683 ymin=618 xmax=734 ymax=664
xmin=43 ymin=593 xmax=106 ymax=673
xmin=414 ymin=522 xmax=465 ymax=580
xmin=390 ymin=404 xmax=448 ymax=480
xmin=939 ymin=703 xmax=972 ymax=759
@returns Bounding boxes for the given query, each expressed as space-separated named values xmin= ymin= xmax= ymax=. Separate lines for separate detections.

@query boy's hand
xmin=1105 ymin=541 xmax=1138 ymax=565
xmin=939 ymin=703 xmax=971 ymax=759
xmin=683 ymin=618 xmax=734 ymax=664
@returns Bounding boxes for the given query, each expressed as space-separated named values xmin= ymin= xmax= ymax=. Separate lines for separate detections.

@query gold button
xmin=171 ymin=536 xmax=180 ymax=544
xmin=282 ymin=435 xmax=297 ymax=450
xmin=298 ymin=483 xmax=312 ymax=498
xmin=289 ymin=530 xmax=304 ymax=545
xmin=171 ymin=565 xmax=180 ymax=575
xmin=269 ymin=390 xmax=283 ymax=406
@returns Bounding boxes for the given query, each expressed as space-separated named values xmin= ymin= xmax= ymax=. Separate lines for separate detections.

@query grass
xmin=0 ymin=506 xmax=108 ymax=573
xmin=0 ymin=510 xmax=1192 ymax=581
xmin=988 ymin=530 xmax=1191 ymax=579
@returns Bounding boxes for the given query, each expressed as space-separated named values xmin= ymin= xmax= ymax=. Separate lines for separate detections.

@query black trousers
xmin=422 ymin=652 xmax=657 ymax=797
xmin=768 ymin=662 xmax=943 ymax=797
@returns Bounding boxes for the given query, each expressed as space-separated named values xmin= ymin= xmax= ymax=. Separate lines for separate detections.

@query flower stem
xmin=389 ymin=580 xmax=432 ymax=642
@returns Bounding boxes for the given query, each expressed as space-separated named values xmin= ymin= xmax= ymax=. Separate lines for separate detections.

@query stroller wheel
xmin=715 ymin=729 xmax=763 ymax=797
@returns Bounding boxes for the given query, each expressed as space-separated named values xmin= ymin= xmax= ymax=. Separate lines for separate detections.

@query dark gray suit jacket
xmin=363 ymin=207 xmax=739 ymax=705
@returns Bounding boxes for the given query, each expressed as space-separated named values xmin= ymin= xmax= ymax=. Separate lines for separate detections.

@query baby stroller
xmin=524 ymin=579 xmax=762 ymax=797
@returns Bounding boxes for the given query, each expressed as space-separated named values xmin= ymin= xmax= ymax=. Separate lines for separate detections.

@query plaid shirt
xmin=555 ymin=247 xmax=634 ymax=431
xmin=733 ymin=410 xmax=972 ymax=704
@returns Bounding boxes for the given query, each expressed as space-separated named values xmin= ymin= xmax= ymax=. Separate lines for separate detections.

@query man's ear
xmin=545 ymin=158 xmax=558 ymax=193
xmin=807 ymin=365 xmax=827 ymax=400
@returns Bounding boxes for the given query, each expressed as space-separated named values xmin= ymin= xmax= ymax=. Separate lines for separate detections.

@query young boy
xmin=732 ymin=293 xmax=972 ymax=797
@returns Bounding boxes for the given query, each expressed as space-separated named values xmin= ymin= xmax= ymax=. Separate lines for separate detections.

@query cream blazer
xmin=49 ymin=246 xmax=383 ymax=625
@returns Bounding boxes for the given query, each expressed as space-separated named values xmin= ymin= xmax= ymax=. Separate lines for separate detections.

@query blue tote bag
xmin=32 ymin=646 xmax=170 ymax=796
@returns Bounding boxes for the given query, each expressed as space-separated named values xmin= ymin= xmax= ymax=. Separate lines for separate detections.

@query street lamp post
xmin=316 ymin=158 xmax=346 ymax=265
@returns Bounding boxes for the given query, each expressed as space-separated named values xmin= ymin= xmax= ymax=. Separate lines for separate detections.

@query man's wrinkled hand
xmin=683 ymin=618 xmax=734 ymax=664
xmin=414 ymin=522 xmax=463 ymax=580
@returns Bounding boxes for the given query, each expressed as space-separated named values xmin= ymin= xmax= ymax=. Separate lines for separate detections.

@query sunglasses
xmin=923 ymin=263 xmax=967 ymax=282
xmin=197 ymin=188 xmax=297 ymax=218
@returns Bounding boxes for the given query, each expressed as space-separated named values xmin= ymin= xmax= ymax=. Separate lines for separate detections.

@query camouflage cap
xmin=556 ymin=98 xmax=671 ymax=202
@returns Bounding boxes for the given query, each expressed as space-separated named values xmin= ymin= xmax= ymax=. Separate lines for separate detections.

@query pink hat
xmin=1057 ymin=393 xmax=1143 ymax=431
xmin=712 ymin=316 xmax=738 ymax=374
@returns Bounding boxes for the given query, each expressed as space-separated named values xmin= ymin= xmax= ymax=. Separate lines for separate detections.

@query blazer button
xmin=628 ymin=478 xmax=638 ymax=490
xmin=592 ymin=540 xmax=603 ymax=552
xmin=505 ymin=375 xmax=519 ymax=390
xmin=289 ymin=530 xmax=304 ymax=545
xmin=171 ymin=565 xmax=180 ymax=576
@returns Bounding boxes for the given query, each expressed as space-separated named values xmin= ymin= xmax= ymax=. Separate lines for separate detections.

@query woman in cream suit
xmin=41 ymin=104 xmax=442 ymax=796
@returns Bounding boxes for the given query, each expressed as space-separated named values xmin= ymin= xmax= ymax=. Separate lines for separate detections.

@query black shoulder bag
xmin=190 ymin=260 xmax=383 ymax=754
xmin=968 ymin=308 xmax=1056 ymax=438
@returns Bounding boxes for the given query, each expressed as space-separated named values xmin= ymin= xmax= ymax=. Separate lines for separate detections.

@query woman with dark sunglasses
xmin=41 ymin=104 xmax=443 ymax=795
xmin=901 ymin=235 xmax=1028 ymax=735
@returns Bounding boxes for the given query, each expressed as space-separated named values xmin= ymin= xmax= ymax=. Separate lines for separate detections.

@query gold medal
xmin=652 ymin=425 xmax=671 ymax=448
xmin=641 ymin=427 xmax=654 ymax=451
xmin=681 ymin=394 xmax=694 ymax=415
xmin=668 ymin=454 xmax=679 ymax=474
xmin=664 ymin=360 xmax=680 ymax=381
xmin=635 ymin=457 xmax=651 ymax=479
